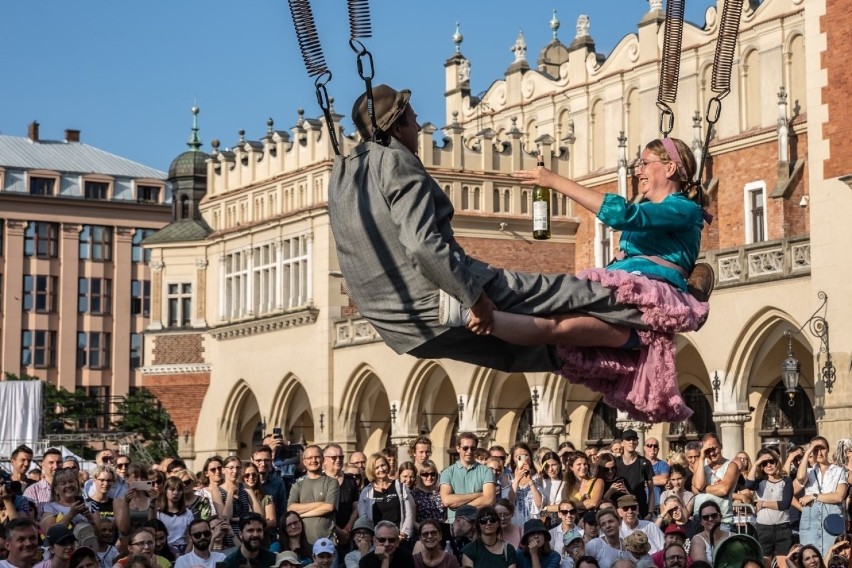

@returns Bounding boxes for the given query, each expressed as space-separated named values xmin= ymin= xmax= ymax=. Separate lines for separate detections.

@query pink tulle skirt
xmin=555 ymin=268 xmax=709 ymax=423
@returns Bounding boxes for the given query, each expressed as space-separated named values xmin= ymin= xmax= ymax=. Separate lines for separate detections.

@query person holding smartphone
xmin=794 ymin=437 xmax=848 ymax=559
xmin=508 ymin=444 xmax=543 ymax=526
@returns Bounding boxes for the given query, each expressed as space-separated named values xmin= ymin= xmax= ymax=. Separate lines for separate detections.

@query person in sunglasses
xmin=413 ymin=519 xmax=459 ymax=568
xmin=549 ymin=500 xmax=581 ymax=555
xmin=359 ymin=521 xmax=414 ymax=568
xmin=688 ymin=501 xmax=730 ymax=564
xmin=743 ymin=448 xmax=793 ymax=568
xmin=616 ymin=495 xmax=664 ymax=553
xmin=174 ymin=519 xmax=225 ymax=568
xmin=410 ymin=460 xmax=445 ymax=530
xmin=461 ymin=506 xmax=517 ymax=568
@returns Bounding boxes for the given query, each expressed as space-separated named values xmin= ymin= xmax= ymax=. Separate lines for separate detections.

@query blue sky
xmin=0 ymin=1 xmax=713 ymax=172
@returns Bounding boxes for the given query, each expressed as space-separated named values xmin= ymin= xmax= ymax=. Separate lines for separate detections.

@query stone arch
xmin=338 ymin=364 xmax=391 ymax=454
xmin=725 ymin=307 xmax=807 ymax=402
xmin=741 ymin=47 xmax=762 ymax=129
xmin=268 ymin=373 xmax=314 ymax=446
xmin=590 ymin=98 xmax=606 ymax=170
xmin=785 ymin=33 xmax=807 ymax=111
xmin=486 ymin=373 xmax=534 ymax=449
xmin=220 ymin=379 xmax=261 ymax=458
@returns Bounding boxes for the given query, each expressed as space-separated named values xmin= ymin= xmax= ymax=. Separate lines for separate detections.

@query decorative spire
xmin=187 ymin=103 xmax=202 ymax=151
xmin=649 ymin=0 xmax=664 ymax=12
xmin=453 ymin=22 xmax=464 ymax=53
xmin=550 ymin=9 xmax=560 ymax=40
xmin=511 ymin=31 xmax=527 ymax=62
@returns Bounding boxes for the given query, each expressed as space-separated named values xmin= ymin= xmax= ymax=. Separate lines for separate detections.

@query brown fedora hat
xmin=352 ymin=84 xmax=411 ymax=140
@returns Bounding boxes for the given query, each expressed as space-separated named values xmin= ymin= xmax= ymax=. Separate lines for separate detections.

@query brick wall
xmin=823 ymin=0 xmax=852 ymax=179
xmin=152 ymin=334 xmax=205 ymax=365
xmin=457 ymin=236 xmax=575 ymax=274
xmin=144 ymin=372 xmax=210 ymax=436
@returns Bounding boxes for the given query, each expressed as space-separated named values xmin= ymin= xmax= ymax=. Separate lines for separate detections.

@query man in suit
xmin=328 ymin=84 xmax=647 ymax=373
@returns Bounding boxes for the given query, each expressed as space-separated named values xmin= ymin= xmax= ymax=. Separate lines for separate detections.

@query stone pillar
xmin=193 ymin=258 xmax=208 ymax=327
xmin=616 ymin=411 xmax=651 ymax=446
xmin=148 ymin=260 xmax=165 ymax=330
xmin=713 ymin=412 xmax=752 ymax=455
xmin=533 ymin=425 xmax=564 ymax=453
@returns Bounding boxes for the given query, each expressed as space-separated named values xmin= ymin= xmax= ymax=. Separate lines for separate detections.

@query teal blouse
xmin=597 ymin=192 xmax=704 ymax=291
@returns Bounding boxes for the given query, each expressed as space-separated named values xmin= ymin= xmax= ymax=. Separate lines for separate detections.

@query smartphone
xmin=517 ymin=455 xmax=527 ymax=463
xmin=272 ymin=427 xmax=282 ymax=439
xmin=129 ymin=480 xmax=153 ymax=491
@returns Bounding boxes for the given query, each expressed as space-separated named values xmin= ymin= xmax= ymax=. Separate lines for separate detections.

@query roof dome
xmin=168 ymin=149 xmax=209 ymax=180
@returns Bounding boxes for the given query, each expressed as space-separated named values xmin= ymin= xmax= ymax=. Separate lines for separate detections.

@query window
xmin=76 ymin=332 xmax=112 ymax=369
xmin=744 ymin=181 xmax=768 ymax=244
xmin=253 ymin=243 xmax=277 ymax=315
xmin=137 ymin=185 xmax=161 ymax=203
xmin=79 ymin=225 xmax=113 ymax=261
xmin=167 ymin=283 xmax=192 ymax=327
xmin=21 ymin=330 xmax=56 ymax=368
xmin=78 ymin=278 xmax=112 ymax=315
xmin=281 ymin=234 xmax=311 ymax=309
xmin=130 ymin=280 xmax=150 ymax=316
xmin=23 ymin=275 xmax=58 ymax=313
xmin=29 ymin=177 xmax=55 ymax=196
xmin=595 ymin=221 xmax=612 ymax=267
xmin=224 ymin=251 xmax=249 ymax=320
xmin=24 ymin=222 xmax=59 ymax=258
xmin=132 ymin=229 xmax=155 ymax=263
xmin=130 ymin=333 xmax=143 ymax=369
xmin=587 ymin=400 xmax=618 ymax=443
xmin=84 ymin=181 xmax=109 ymax=200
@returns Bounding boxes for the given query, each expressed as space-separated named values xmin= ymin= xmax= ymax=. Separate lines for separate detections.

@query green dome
xmin=168 ymin=150 xmax=209 ymax=180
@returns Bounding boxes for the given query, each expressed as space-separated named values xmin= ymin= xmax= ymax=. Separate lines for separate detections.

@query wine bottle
xmin=532 ymin=158 xmax=551 ymax=240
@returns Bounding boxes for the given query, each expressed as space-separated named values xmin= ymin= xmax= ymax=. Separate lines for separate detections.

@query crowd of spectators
xmin=2 ymin=431 xmax=852 ymax=568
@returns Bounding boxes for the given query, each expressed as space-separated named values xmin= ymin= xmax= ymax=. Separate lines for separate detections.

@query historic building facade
xmin=142 ymin=0 xmax=851 ymax=469
xmin=0 ymin=123 xmax=170 ymax=414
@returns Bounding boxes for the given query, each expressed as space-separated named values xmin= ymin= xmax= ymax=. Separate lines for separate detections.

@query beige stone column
xmin=112 ymin=228 xmax=133 ymax=395
xmin=148 ymin=260 xmax=164 ymax=330
xmin=193 ymin=258 xmax=208 ymax=327
xmin=533 ymin=425 xmax=565 ymax=453
xmin=56 ymin=223 xmax=81 ymax=392
xmin=712 ymin=412 xmax=752 ymax=456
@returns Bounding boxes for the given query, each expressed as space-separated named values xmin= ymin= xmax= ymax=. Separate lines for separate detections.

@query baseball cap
xmin=456 ymin=505 xmax=478 ymax=521
xmin=47 ymin=525 xmax=77 ymax=546
xmin=313 ymin=538 xmax=335 ymax=556
xmin=563 ymin=529 xmax=584 ymax=546
xmin=621 ymin=429 xmax=639 ymax=440
xmin=274 ymin=551 xmax=301 ymax=567
xmin=665 ymin=524 xmax=687 ymax=537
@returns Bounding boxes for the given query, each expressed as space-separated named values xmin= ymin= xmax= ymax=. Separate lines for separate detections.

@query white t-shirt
xmin=174 ymin=550 xmax=226 ymax=568
xmin=157 ymin=509 xmax=195 ymax=546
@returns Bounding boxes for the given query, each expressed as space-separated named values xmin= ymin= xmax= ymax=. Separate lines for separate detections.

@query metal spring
xmin=287 ymin=0 xmax=328 ymax=78
xmin=657 ymin=0 xmax=685 ymax=105
xmin=347 ymin=0 xmax=373 ymax=39
xmin=710 ymin=0 xmax=744 ymax=99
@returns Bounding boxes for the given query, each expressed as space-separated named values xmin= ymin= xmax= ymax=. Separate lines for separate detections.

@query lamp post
xmin=781 ymin=331 xmax=800 ymax=407
xmin=780 ymin=291 xmax=834 ymax=407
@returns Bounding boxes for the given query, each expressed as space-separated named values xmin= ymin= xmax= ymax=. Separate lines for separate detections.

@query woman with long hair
xmin=795 ymin=436 xmax=848 ymax=559
xmin=654 ymin=494 xmax=700 ymax=539
xmin=461 ymin=506 xmax=517 ymax=568
xmin=114 ymin=465 xmax=157 ymax=537
xmin=593 ymin=452 xmax=626 ymax=503
xmin=563 ymin=452 xmax=603 ymax=512
xmin=745 ymin=448 xmax=793 ymax=568
xmin=358 ymin=452 xmax=415 ymax=543
xmin=689 ymin=501 xmax=731 ymax=564
xmin=196 ymin=456 xmax=224 ymax=517
xmin=414 ymin=518 xmax=460 ymax=568
xmin=799 ymin=545 xmax=825 ymax=568
xmin=242 ymin=462 xmax=276 ymax=531
xmin=218 ymin=456 xmax=258 ymax=546
xmin=40 ymin=469 xmax=99 ymax=536
xmin=495 ymin=498 xmax=522 ymax=549
xmin=508 ymin=443 xmax=543 ymax=525
xmin=659 ymin=464 xmax=695 ymax=517
xmin=411 ymin=460 xmax=444 ymax=530
xmin=535 ymin=452 xmax=565 ymax=527
xmin=275 ymin=510 xmax=311 ymax=562
xmin=155 ymin=477 xmax=193 ymax=555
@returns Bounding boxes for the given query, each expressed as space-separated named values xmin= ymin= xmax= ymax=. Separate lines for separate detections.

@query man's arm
xmin=467 ymin=482 xmax=497 ymax=508
xmin=440 ymin=483 xmax=479 ymax=509
xmin=290 ymin=502 xmax=334 ymax=517
xmin=703 ymin=461 xmax=739 ymax=497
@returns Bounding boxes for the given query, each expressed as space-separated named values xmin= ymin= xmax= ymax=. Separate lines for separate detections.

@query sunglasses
xmin=420 ymin=472 xmax=437 ymax=478
xmin=762 ymin=459 xmax=777 ymax=466
xmin=375 ymin=537 xmax=397 ymax=544
xmin=207 ymin=466 xmax=223 ymax=473
xmin=701 ymin=512 xmax=721 ymax=521
xmin=478 ymin=515 xmax=498 ymax=525
xmin=420 ymin=530 xmax=440 ymax=538
xmin=459 ymin=445 xmax=477 ymax=453
xmin=191 ymin=530 xmax=212 ymax=539
xmin=602 ymin=466 xmax=617 ymax=473
xmin=645 ymin=444 xmax=659 ymax=448
xmin=560 ymin=509 xmax=577 ymax=515
xmin=621 ymin=505 xmax=638 ymax=511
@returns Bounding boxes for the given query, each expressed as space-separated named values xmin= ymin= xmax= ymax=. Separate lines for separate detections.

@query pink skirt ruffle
xmin=556 ymin=268 xmax=709 ymax=423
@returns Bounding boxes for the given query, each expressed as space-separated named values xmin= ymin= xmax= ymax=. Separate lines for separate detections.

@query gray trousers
xmin=408 ymin=259 xmax=647 ymax=373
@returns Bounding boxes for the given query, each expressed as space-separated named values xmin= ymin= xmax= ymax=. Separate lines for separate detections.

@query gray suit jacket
xmin=329 ymin=138 xmax=479 ymax=354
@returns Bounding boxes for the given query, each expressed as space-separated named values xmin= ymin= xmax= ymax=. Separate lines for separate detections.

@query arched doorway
xmin=759 ymin=382 xmax=816 ymax=460
xmin=667 ymin=385 xmax=716 ymax=451
xmin=354 ymin=375 xmax=391 ymax=455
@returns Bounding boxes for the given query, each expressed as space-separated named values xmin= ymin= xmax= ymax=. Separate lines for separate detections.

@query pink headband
xmin=661 ymin=137 xmax=688 ymax=182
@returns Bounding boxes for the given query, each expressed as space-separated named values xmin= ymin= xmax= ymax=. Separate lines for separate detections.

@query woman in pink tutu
xmin=445 ymin=137 xmax=712 ymax=423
